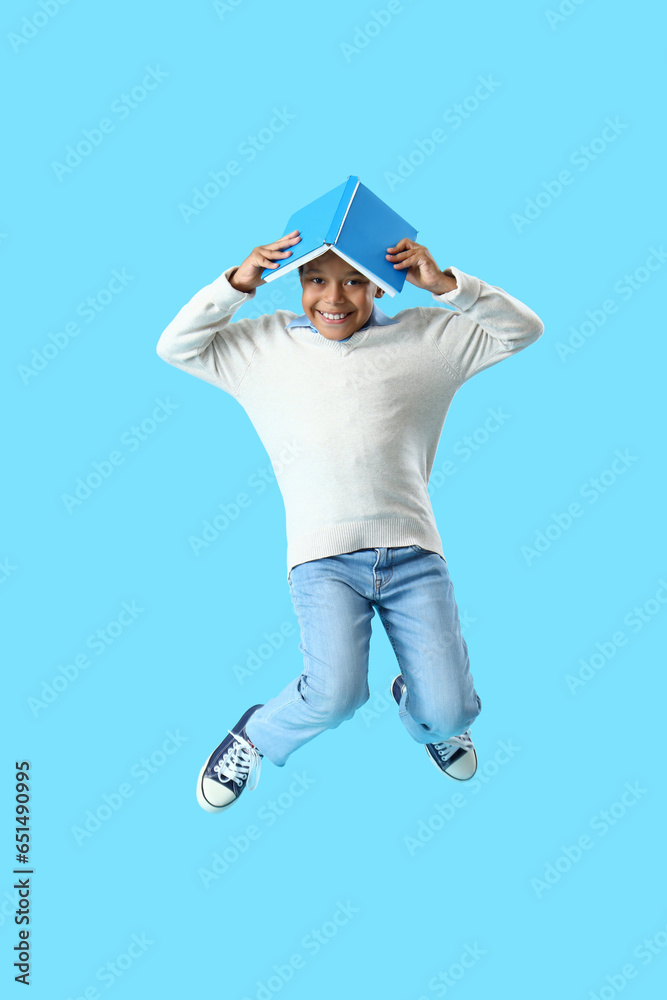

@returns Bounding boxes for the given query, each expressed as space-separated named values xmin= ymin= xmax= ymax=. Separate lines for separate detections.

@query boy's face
xmin=299 ymin=251 xmax=384 ymax=340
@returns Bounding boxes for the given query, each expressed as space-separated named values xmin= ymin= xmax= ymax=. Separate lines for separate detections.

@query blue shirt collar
xmin=285 ymin=301 xmax=399 ymax=338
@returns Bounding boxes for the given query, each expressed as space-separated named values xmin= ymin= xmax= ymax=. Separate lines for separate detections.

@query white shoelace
xmin=433 ymin=730 xmax=473 ymax=761
xmin=213 ymin=731 xmax=262 ymax=791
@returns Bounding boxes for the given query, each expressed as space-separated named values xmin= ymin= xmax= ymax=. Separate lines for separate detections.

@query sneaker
xmin=390 ymin=675 xmax=478 ymax=781
xmin=196 ymin=705 xmax=264 ymax=813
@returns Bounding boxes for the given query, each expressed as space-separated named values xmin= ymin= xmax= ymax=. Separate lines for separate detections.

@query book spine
xmin=325 ymin=175 xmax=359 ymax=244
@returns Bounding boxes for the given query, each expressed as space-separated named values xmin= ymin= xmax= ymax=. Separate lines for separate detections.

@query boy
xmin=156 ymin=229 xmax=544 ymax=814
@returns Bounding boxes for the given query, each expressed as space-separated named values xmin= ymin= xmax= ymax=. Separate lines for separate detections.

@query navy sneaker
xmin=196 ymin=705 xmax=264 ymax=813
xmin=390 ymin=675 xmax=478 ymax=781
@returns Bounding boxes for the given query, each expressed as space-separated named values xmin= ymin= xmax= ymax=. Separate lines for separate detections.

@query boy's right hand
xmin=229 ymin=230 xmax=302 ymax=293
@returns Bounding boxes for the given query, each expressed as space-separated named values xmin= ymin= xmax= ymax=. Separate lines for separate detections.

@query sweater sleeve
xmin=423 ymin=266 xmax=544 ymax=383
xmin=155 ymin=266 xmax=260 ymax=397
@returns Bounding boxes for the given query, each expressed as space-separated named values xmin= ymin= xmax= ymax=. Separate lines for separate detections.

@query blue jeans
xmin=244 ymin=546 xmax=482 ymax=767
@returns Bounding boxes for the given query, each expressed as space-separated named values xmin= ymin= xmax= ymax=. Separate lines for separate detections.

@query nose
xmin=323 ymin=283 xmax=347 ymax=305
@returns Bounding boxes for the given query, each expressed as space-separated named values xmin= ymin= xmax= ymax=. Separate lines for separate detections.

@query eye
xmin=309 ymin=277 xmax=361 ymax=285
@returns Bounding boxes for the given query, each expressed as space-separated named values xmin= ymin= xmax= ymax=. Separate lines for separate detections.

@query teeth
xmin=320 ymin=311 xmax=348 ymax=320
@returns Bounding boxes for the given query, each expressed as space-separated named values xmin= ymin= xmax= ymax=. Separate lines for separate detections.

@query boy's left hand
xmin=386 ymin=239 xmax=455 ymax=294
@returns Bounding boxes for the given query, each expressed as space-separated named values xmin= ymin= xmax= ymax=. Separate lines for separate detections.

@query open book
xmin=260 ymin=175 xmax=418 ymax=297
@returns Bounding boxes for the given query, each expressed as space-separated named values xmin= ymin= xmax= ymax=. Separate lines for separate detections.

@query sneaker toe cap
xmin=445 ymin=750 xmax=478 ymax=781
xmin=197 ymin=769 xmax=236 ymax=812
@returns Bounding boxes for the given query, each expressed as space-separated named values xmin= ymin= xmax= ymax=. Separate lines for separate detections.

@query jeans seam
xmin=287 ymin=580 xmax=310 ymax=701
xmin=377 ymin=607 xmax=408 ymax=714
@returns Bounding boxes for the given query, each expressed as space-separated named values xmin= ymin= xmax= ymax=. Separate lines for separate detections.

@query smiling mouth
xmin=316 ymin=310 xmax=352 ymax=324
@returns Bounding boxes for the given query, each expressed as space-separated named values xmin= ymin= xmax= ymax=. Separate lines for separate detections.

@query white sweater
xmin=156 ymin=265 xmax=544 ymax=577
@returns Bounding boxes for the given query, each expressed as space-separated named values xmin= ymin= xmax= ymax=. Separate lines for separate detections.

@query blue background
xmin=3 ymin=1 xmax=666 ymax=998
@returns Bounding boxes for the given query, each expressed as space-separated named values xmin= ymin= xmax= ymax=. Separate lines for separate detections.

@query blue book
xmin=260 ymin=175 xmax=419 ymax=297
